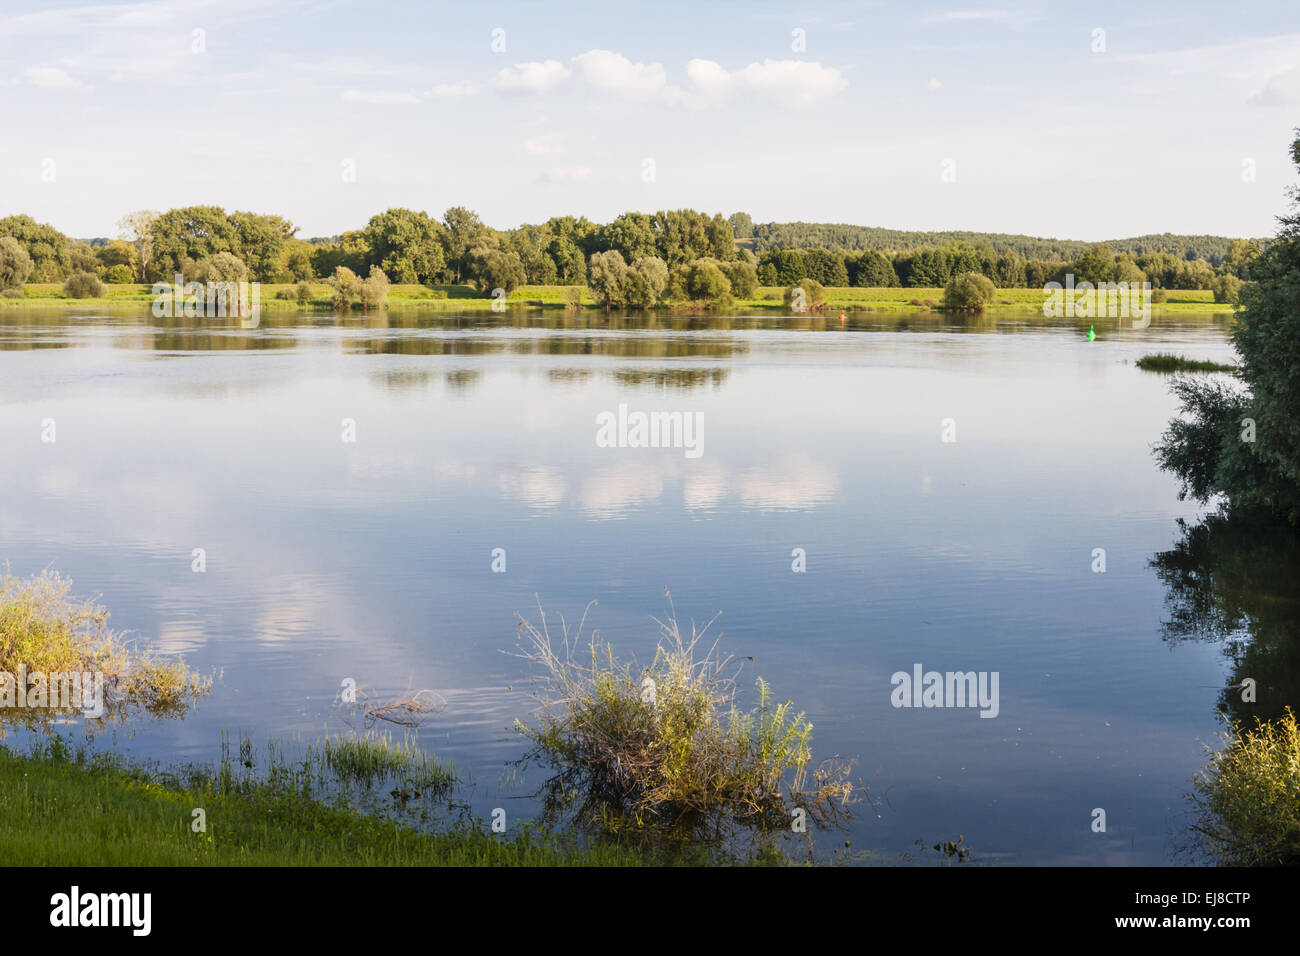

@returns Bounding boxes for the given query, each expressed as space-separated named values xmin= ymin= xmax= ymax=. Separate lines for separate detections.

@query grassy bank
xmin=1136 ymin=353 xmax=1238 ymax=373
xmin=0 ymin=739 xmax=645 ymax=866
xmin=1 ymin=282 xmax=1234 ymax=315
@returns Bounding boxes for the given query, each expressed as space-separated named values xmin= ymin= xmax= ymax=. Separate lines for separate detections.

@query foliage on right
xmin=1155 ymin=132 xmax=1300 ymax=524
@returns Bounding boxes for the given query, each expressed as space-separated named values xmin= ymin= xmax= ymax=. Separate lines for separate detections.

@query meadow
xmin=1 ymin=282 xmax=1232 ymax=314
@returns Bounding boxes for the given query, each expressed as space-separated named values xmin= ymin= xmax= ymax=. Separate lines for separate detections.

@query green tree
xmin=1154 ymin=133 xmax=1300 ymax=523
xmin=588 ymin=250 xmax=629 ymax=307
xmin=0 ymin=214 xmax=73 ymax=281
xmin=229 ymin=211 xmax=296 ymax=281
xmin=116 ymin=210 xmax=158 ymax=282
xmin=0 ymin=236 xmax=35 ymax=290
xmin=547 ymin=235 xmax=587 ymax=285
xmin=783 ymin=278 xmax=826 ymax=312
xmin=1212 ymin=273 xmax=1243 ymax=305
xmin=684 ymin=258 xmax=732 ymax=304
xmin=329 ymin=266 xmax=364 ymax=312
xmin=442 ymin=206 xmax=487 ymax=283
xmin=1223 ymin=239 xmax=1262 ymax=278
xmin=95 ymin=240 xmax=138 ymax=276
xmin=601 ymin=212 xmax=657 ymax=262
xmin=943 ymin=272 xmax=995 ymax=311
xmin=467 ymin=240 xmax=526 ymax=294
xmin=625 ymin=256 xmax=669 ymax=308
xmin=62 ymin=271 xmax=104 ymax=298
xmin=1071 ymin=243 xmax=1117 ymax=284
xmin=363 ymin=209 xmax=447 ymax=285
xmin=850 ymin=250 xmax=899 ymax=287
xmin=759 ymin=248 xmax=808 ymax=286
xmin=360 ymin=266 xmax=390 ymax=309
xmin=148 ymin=206 xmax=237 ymax=279
xmin=721 ymin=258 xmax=758 ymax=298
xmin=728 ymin=212 xmax=755 ymax=239
xmin=803 ymin=248 xmax=848 ymax=286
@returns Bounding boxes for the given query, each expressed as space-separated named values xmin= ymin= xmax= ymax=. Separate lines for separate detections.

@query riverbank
xmin=0 ymin=282 xmax=1234 ymax=315
xmin=0 ymin=742 xmax=645 ymax=866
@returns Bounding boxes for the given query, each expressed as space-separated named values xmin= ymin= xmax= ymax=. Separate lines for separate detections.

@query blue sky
xmin=1 ymin=0 xmax=1298 ymax=240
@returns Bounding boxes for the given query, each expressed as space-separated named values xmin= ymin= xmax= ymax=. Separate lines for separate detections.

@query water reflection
xmin=1151 ymin=515 xmax=1300 ymax=724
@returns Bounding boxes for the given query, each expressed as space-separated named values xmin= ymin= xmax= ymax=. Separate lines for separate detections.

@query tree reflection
xmin=1150 ymin=514 xmax=1300 ymax=724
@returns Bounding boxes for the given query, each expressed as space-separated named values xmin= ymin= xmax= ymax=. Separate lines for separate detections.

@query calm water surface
xmin=0 ymin=307 xmax=1277 ymax=864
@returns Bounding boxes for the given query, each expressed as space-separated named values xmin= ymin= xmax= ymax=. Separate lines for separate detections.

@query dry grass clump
xmin=512 ymin=592 xmax=855 ymax=836
xmin=0 ymin=570 xmax=211 ymax=727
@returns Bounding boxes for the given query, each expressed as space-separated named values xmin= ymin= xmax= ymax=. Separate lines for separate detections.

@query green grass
xmin=311 ymin=730 xmax=456 ymax=791
xmin=1 ymin=282 xmax=1232 ymax=314
xmin=0 ymin=738 xmax=646 ymax=866
xmin=1136 ymin=353 xmax=1238 ymax=373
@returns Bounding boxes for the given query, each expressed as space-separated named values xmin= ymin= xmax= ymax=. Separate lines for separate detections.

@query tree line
xmin=738 ymin=218 xmax=1260 ymax=265
xmin=0 ymin=206 xmax=1261 ymax=301
xmin=752 ymin=239 xmax=1259 ymax=294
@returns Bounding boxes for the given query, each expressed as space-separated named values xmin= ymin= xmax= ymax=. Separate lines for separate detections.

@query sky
xmin=1 ymin=0 xmax=1298 ymax=240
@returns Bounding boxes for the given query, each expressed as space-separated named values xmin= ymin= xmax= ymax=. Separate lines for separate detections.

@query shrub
xmin=943 ymin=271 xmax=995 ymax=312
xmin=1151 ymin=287 xmax=1169 ymax=303
xmin=1212 ymin=273 xmax=1243 ymax=305
xmin=295 ymin=281 xmax=313 ymax=304
xmin=563 ymin=286 xmax=584 ymax=309
xmin=329 ymin=266 xmax=363 ymax=311
xmin=784 ymin=277 xmax=826 ymax=312
xmin=1191 ymin=708 xmax=1300 ymax=865
xmin=1 ymin=288 xmax=24 ymax=299
xmin=721 ymin=259 xmax=759 ymax=299
xmin=62 ymin=271 xmax=104 ymax=298
xmin=513 ymin=595 xmax=856 ymax=837
xmin=105 ymin=264 xmax=134 ymax=284
xmin=588 ymin=250 xmax=629 ymax=307
xmin=359 ymin=265 xmax=389 ymax=309
xmin=0 ymin=571 xmax=211 ymax=727
xmin=625 ymin=256 xmax=669 ymax=308
xmin=0 ymin=236 xmax=35 ymax=290
xmin=684 ymin=259 xmax=732 ymax=306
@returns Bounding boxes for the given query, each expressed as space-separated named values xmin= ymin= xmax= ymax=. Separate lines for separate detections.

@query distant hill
xmin=746 ymin=222 xmax=1263 ymax=264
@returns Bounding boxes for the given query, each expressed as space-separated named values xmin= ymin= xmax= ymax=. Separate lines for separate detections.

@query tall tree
xmin=442 ymin=206 xmax=487 ymax=283
xmin=116 ymin=210 xmax=158 ymax=282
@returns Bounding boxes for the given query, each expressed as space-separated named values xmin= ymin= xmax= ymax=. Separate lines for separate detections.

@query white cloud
xmin=681 ymin=58 xmax=846 ymax=107
xmin=342 ymin=81 xmax=475 ymax=105
xmin=25 ymin=66 xmax=85 ymax=89
xmin=525 ymin=133 xmax=564 ymax=155
xmin=488 ymin=51 xmax=847 ymax=108
xmin=571 ymin=49 xmax=670 ymax=100
xmin=931 ymin=10 xmax=1011 ymax=21
xmin=492 ymin=59 xmax=569 ymax=94
xmin=427 ymin=79 xmax=475 ymax=99
xmin=728 ymin=58 xmax=847 ymax=106
xmin=1249 ymin=66 xmax=1300 ymax=107
xmin=343 ymin=89 xmax=421 ymax=104
xmin=537 ymin=166 xmax=593 ymax=184
xmin=1120 ymin=32 xmax=1300 ymax=96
